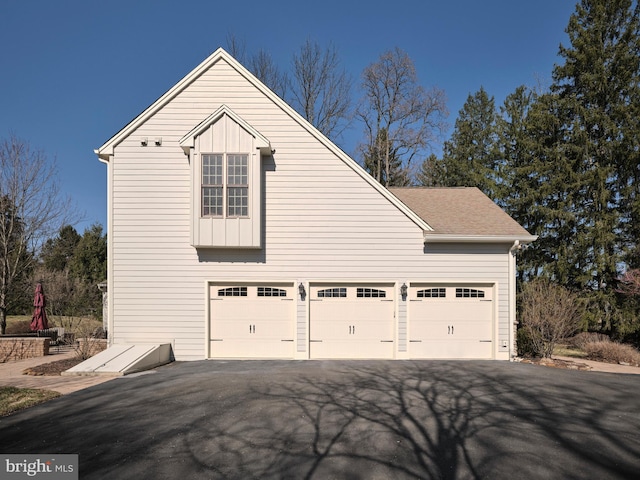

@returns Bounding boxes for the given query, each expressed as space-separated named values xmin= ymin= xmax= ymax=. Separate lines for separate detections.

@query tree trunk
xmin=0 ymin=306 xmax=7 ymax=335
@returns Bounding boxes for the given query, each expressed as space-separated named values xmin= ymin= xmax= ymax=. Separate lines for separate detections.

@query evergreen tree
xmin=435 ymin=87 xmax=502 ymax=199
xmin=551 ymin=0 xmax=640 ymax=292
xmin=416 ymin=154 xmax=440 ymax=187
xmin=70 ymin=224 xmax=107 ymax=285
xmin=40 ymin=225 xmax=81 ymax=272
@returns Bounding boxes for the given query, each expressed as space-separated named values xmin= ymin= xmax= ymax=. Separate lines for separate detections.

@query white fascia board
xmin=95 ymin=48 xmax=229 ymax=159
xmin=423 ymin=234 xmax=538 ymax=244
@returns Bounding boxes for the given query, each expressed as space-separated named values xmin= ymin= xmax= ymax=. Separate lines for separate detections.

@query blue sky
xmin=0 ymin=0 xmax=577 ymax=233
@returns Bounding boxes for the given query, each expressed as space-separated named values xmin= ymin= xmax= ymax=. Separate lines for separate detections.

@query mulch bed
xmin=22 ymin=358 xmax=84 ymax=376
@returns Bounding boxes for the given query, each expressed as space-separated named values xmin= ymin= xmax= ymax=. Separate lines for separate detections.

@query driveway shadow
xmin=1 ymin=361 xmax=639 ymax=479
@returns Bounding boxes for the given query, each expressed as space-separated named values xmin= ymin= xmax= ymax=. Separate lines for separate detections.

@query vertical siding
xmin=108 ymin=58 xmax=514 ymax=360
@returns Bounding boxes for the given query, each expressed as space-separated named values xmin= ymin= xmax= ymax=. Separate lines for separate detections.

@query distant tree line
xmin=0 ymin=134 xmax=106 ymax=334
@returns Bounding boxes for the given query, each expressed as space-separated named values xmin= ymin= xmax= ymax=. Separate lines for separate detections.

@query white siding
xmin=106 ymin=58 xmax=514 ymax=360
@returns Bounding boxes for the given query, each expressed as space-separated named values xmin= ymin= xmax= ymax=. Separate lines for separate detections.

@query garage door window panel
xmin=317 ymin=288 xmax=347 ymax=298
xmin=258 ymin=287 xmax=287 ymax=297
xmin=357 ymin=287 xmax=386 ymax=298
xmin=456 ymin=288 xmax=485 ymax=298
xmin=417 ymin=288 xmax=446 ymax=298
xmin=218 ymin=286 xmax=248 ymax=297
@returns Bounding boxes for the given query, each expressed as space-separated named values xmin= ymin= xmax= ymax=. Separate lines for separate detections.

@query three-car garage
xmin=208 ymin=282 xmax=496 ymax=360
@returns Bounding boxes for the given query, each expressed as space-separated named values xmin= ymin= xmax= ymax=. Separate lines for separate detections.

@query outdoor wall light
xmin=400 ymin=283 xmax=408 ymax=299
xmin=298 ymin=283 xmax=306 ymax=298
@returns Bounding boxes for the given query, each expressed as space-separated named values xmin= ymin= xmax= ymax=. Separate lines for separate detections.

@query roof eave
xmin=423 ymin=234 xmax=538 ymax=244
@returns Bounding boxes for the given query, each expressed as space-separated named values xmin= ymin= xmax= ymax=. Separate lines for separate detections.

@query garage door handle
xmin=380 ymin=340 xmax=394 ymax=343
xmin=309 ymin=340 xmax=323 ymax=342
xmin=409 ymin=340 xmax=422 ymax=343
xmin=479 ymin=340 xmax=492 ymax=343
xmin=281 ymin=339 xmax=294 ymax=342
xmin=211 ymin=339 xmax=223 ymax=342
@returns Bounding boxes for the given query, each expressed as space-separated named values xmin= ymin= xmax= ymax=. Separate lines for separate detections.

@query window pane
xmin=202 ymin=154 xmax=223 ymax=185
xmin=203 ymin=187 xmax=222 ymax=216
xmin=227 ymin=187 xmax=248 ymax=217
xmin=227 ymin=154 xmax=248 ymax=185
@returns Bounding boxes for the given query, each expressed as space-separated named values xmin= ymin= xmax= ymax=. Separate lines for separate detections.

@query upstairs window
xmin=202 ymin=153 xmax=248 ymax=218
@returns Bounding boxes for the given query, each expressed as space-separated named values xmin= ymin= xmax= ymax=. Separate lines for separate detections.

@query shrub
xmin=516 ymin=327 xmax=536 ymax=357
xmin=519 ymin=279 xmax=583 ymax=358
xmin=569 ymin=332 xmax=611 ymax=350
xmin=583 ymin=341 xmax=640 ymax=367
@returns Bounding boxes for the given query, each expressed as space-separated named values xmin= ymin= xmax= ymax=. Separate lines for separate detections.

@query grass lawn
xmin=0 ymin=386 xmax=60 ymax=417
xmin=553 ymin=344 xmax=588 ymax=359
xmin=5 ymin=315 xmax=103 ymax=335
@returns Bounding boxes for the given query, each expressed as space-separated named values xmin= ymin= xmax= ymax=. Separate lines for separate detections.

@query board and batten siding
xmin=107 ymin=57 xmax=514 ymax=360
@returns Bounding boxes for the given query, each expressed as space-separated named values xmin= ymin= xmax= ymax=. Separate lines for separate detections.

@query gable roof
xmin=389 ymin=187 xmax=537 ymax=243
xmin=95 ymin=48 xmax=432 ymax=233
xmin=179 ymin=104 xmax=272 ymax=155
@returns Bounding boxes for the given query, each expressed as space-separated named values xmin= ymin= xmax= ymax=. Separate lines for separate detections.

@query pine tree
xmin=552 ymin=0 xmax=640 ymax=292
xmin=435 ymin=87 xmax=502 ymax=199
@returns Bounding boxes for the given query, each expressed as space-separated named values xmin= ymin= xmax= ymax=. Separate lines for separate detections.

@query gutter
xmin=423 ymin=233 xmax=538 ymax=244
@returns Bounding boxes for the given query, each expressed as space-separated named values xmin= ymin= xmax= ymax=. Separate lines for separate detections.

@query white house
xmin=95 ymin=48 xmax=535 ymax=362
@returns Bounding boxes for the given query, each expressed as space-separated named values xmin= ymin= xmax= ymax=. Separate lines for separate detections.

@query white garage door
xmin=408 ymin=285 xmax=493 ymax=359
xmin=309 ymin=284 xmax=395 ymax=359
xmin=209 ymin=284 xmax=295 ymax=358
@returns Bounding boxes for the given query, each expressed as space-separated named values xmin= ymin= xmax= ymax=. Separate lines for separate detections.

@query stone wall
xmin=0 ymin=337 xmax=50 ymax=362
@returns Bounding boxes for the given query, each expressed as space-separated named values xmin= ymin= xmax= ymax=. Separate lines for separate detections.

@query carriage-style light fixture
xmin=298 ymin=283 xmax=306 ymax=299
xmin=400 ymin=283 xmax=408 ymax=299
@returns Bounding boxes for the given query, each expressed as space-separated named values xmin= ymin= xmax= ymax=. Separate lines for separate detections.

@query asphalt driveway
xmin=1 ymin=360 xmax=639 ymax=479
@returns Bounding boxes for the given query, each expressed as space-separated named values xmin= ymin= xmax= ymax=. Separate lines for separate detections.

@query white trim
xmin=179 ymin=104 xmax=271 ymax=155
xmin=424 ymin=234 xmax=538 ymax=244
xmin=98 ymin=155 xmax=115 ymax=346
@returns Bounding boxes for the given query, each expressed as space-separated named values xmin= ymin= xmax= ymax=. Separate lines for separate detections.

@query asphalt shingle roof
xmin=388 ymin=187 xmax=532 ymax=237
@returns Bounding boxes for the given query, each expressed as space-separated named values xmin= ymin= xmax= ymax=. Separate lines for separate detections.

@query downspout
xmin=508 ymin=240 xmax=520 ymax=360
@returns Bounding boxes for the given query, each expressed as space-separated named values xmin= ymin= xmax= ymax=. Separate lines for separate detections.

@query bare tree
xmin=290 ymin=39 xmax=353 ymax=142
xmin=249 ymin=49 xmax=288 ymax=100
xmin=357 ymin=47 xmax=447 ymax=186
xmin=0 ymin=135 xmax=79 ymax=334
xmin=225 ymin=33 xmax=246 ymax=64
